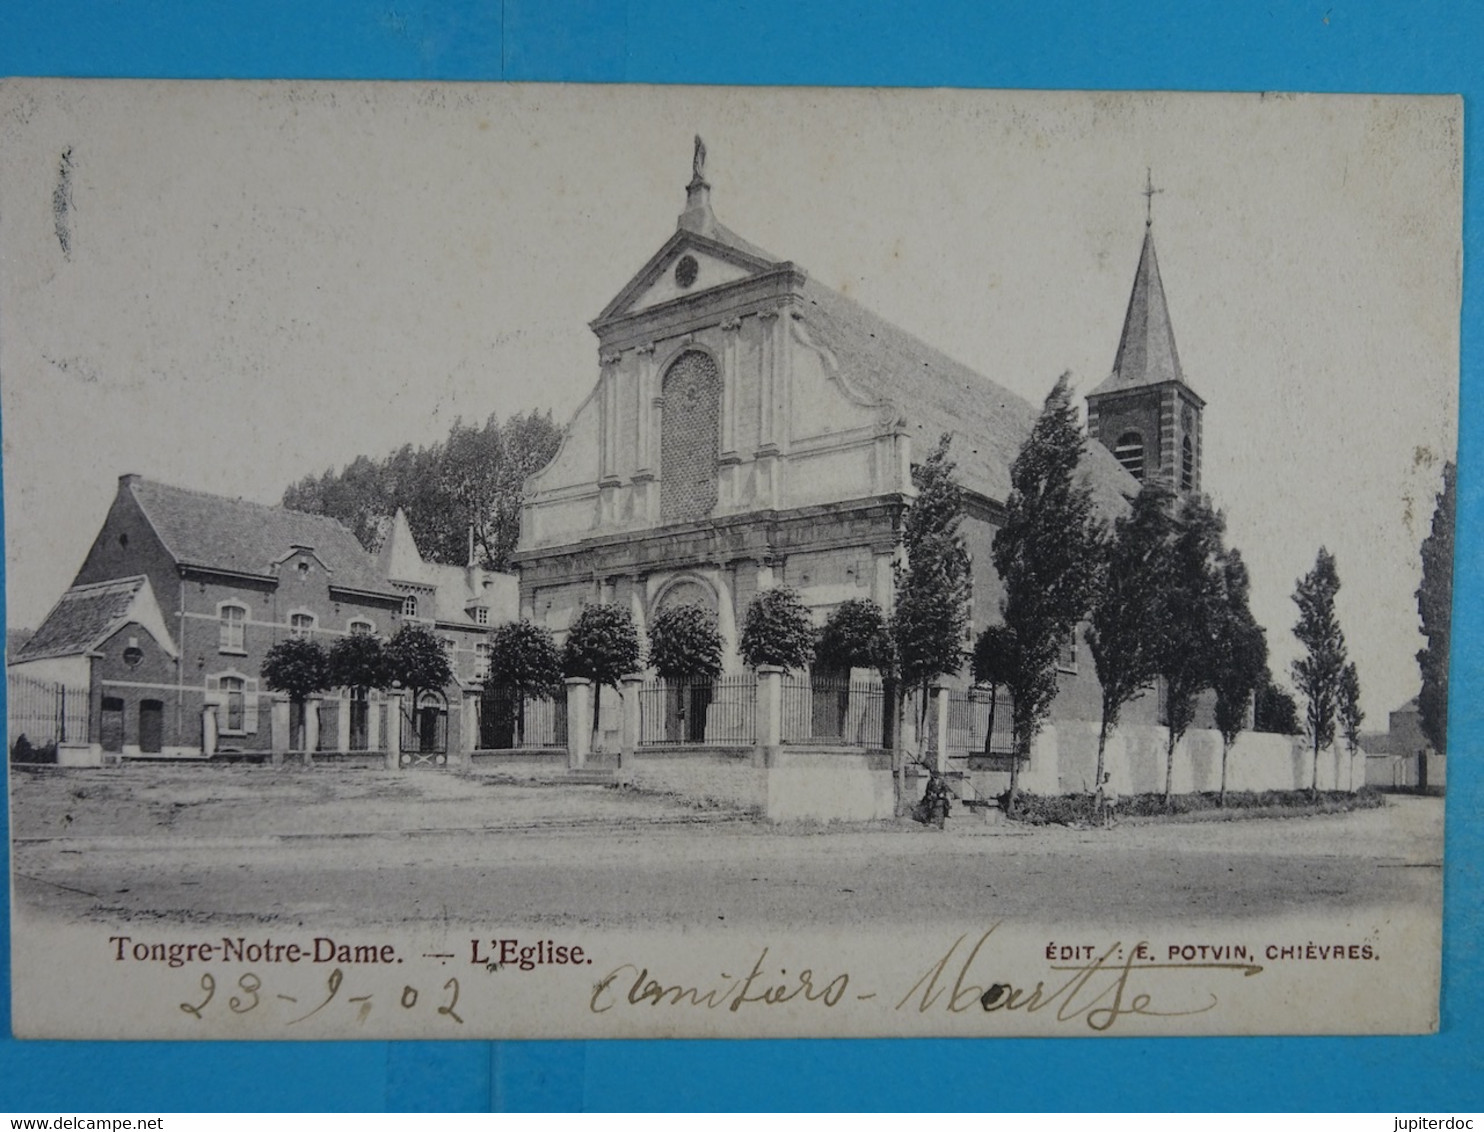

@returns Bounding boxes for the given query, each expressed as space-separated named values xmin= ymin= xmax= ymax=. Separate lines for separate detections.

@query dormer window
xmin=474 ymin=607 xmax=490 ymax=626
xmin=403 ymin=594 xmax=419 ymax=618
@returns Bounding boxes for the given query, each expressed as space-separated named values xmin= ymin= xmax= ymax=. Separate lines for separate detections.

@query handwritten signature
xmin=589 ymin=926 xmax=1263 ymax=1032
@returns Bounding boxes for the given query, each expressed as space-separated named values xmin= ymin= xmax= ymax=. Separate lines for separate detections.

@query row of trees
xmin=282 ymin=409 xmax=562 ymax=571
xmin=259 ymin=624 xmax=455 ymax=715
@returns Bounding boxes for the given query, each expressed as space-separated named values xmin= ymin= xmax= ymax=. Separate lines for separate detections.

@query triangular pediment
xmin=593 ymin=229 xmax=784 ymax=327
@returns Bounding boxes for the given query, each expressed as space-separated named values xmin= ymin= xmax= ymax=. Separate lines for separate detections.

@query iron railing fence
xmin=780 ymin=673 xmax=888 ymax=748
xmin=638 ymin=675 xmax=755 ymax=746
xmin=8 ymin=673 xmax=91 ymax=752
xmin=475 ymin=686 xmax=568 ymax=750
xmin=943 ymin=686 xmax=1015 ymax=758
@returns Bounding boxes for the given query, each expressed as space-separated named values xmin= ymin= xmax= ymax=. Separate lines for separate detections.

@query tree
xmin=261 ymin=637 xmax=332 ymax=703
xmin=815 ymin=598 xmax=890 ymax=674
xmin=739 ymin=587 xmax=815 ymax=672
xmin=486 ymin=619 xmax=563 ymax=745
xmin=561 ymin=603 xmax=643 ymax=733
xmin=891 ymin=433 xmax=972 ymax=742
xmin=1153 ymin=493 xmax=1226 ymax=806
xmin=487 ymin=619 xmax=564 ymax=700
xmin=646 ymin=603 xmax=724 ymax=681
xmin=327 ymin=632 xmax=390 ymax=692
xmin=385 ymin=623 xmax=455 ymax=734
xmin=1339 ymin=660 xmax=1364 ymax=791
xmin=1416 ymin=460 xmax=1454 ymax=755
xmin=971 ymin=624 xmax=1018 ymax=759
xmin=1253 ymin=674 xmax=1302 ymax=736
xmin=991 ymin=374 xmax=1102 ymax=808
xmin=283 ymin=409 xmax=562 ymax=570
xmin=1291 ymin=547 xmax=1349 ymax=797
xmin=1085 ymin=480 xmax=1175 ymax=810
xmin=1210 ymin=548 xmax=1269 ymax=806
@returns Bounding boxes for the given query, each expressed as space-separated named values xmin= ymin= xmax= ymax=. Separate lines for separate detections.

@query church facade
xmin=514 ymin=144 xmax=1203 ymax=740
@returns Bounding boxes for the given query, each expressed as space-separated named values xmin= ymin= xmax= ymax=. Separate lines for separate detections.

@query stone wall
xmin=624 ymin=747 xmax=767 ymax=814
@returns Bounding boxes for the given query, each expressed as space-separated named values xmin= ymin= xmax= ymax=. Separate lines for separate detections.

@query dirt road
xmin=10 ymin=765 xmax=1443 ymax=929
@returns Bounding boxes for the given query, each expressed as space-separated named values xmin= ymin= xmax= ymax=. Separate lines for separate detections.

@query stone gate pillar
xmin=755 ymin=665 xmax=783 ymax=757
xmin=565 ymin=678 xmax=593 ymax=769
xmin=385 ymin=691 xmax=403 ymax=770
xmin=271 ymin=696 xmax=290 ymax=767
xmin=460 ymin=689 xmax=481 ymax=771
xmin=619 ymin=674 xmax=644 ymax=768
xmin=931 ymin=682 xmax=951 ymax=774
xmin=305 ymin=698 xmax=321 ymax=766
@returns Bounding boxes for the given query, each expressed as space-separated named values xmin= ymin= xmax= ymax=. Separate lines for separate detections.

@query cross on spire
xmin=1142 ymin=167 xmax=1163 ymax=227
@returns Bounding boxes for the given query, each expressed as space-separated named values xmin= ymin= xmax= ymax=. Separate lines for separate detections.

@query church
xmin=513 ymin=142 xmax=1206 ymax=744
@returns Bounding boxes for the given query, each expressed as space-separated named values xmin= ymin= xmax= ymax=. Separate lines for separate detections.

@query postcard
xmin=2 ymin=81 xmax=1457 ymax=1038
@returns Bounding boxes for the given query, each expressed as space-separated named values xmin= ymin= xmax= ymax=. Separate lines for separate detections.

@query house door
xmin=138 ymin=700 xmax=164 ymax=754
xmin=101 ymin=697 xmax=125 ymax=753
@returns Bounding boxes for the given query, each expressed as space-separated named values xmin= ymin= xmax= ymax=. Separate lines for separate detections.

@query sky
xmin=0 ymin=82 xmax=1460 ymax=721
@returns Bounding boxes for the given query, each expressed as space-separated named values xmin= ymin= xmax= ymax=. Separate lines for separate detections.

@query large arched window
xmin=1114 ymin=431 xmax=1145 ymax=481
xmin=1181 ymin=435 xmax=1195 ymax=491
xmin=660 ymin=350 xmax=721 ymax=523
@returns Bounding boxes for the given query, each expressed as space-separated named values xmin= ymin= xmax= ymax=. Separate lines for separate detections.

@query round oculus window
xmin=674 ymin=254 xmax=699 ymax=288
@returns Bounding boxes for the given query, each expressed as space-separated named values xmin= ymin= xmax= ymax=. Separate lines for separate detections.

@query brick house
xmin=10 ymin=475 xmax=514 ymax=762
xmin=513 ymin=149 xmax=1209 ymax=751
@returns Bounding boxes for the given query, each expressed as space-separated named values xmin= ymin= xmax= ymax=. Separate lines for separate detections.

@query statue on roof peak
xmin=692 ymin=135 xmax=708 ymax=184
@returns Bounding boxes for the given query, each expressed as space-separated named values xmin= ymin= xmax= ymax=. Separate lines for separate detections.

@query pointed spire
xmin=678 ymin=134 xmax=718 ymax=238
xmin=378 ymin=507 xmax=427 ymax=582
xmin=1103 ymin=224 xmax=1186 ymax=393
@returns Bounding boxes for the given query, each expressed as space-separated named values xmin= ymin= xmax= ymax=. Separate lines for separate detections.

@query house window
xmin=1181 ymin=436 xmax=1195 ymax=491
xmin=474 ymin=607 xmax=490 ymax=626
xmin=222 ymin=676 xmax=245 ymax=731
xmin=289 ymin=612 xmax=316 ymax=639
xmin=403 ymin=594 xmax=419 ymax=618
xmin=219 ymin=604 xmax=247 ymax=653
xmin=1114 ymin=431 xmax=1145 ymax=481
xmin=348 ymin=619 xmax=374 ymax=636
xmin=442 ymin=637 xmax=458 ymax=663
xmin=474 ymin=642 xmax=492 ymax=681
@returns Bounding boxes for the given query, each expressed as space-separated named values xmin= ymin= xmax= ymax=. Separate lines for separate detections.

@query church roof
xmin=1089 ymin=226 xmax=1193 ymax=400
xmin=127 ymin=477 xmax=396 ymax=596
xmin=797 ymin=278 xmax=1137 ymax=514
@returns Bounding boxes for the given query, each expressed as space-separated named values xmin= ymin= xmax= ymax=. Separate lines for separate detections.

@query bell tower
xmin=1086 ymin=173 xmax=1205 ymax=493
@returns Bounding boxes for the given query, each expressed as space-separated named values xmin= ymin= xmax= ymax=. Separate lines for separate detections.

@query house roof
xmin=798 ymin=277 xmax=1138 ymax=514
xmin=13 ymin=576 xmax=171 ymax=662
xmin=1089 ymin=225 xmax=1196 ymax=401
xmin=127 ymin=477 xmax=396 ymax=596
xmin=379 ymin=507 xmax=517 ymax=625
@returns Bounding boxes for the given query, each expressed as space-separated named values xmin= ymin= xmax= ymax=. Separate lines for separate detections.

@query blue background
xmin=0 ymin=0 xmax=1479 ymax=1112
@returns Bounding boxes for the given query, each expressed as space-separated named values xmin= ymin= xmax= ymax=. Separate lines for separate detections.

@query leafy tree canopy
xmin=486 ymin=619 xmax=563 ymax=701
xmin=971 ymin=623 xmax=1018 ymax=689
xmin=261 ymin=637 xmax=332 ymax=702
xmin=1155 ymin=493 xmax=1227 ymax=744
xmin=739 ymin=587 xmax=815 ymax=672
xmin=1416 ymin=460 xmax=1454 ymax=753
xmin=892 ymin=434 xmax=972 ymax=690
xmin=561 ymin=603 xmax=643 ymax=689
xmin=1339 ymin=660 xmax=1364 ymax=753
xmin=1086 ymin=479 xmax=1176 ymax=732
xmin=816 ymin=598 xmax=891 ymax=675
xmin=991 ymin=373 xmax=1101 ymax=756
xmin=647 ymin=603 xmax=724 ymax=682
xmin=1253 ymin=674 xmax=1302 ymax=735
xmin=1210 ymin=547 xmax=1269 ymax=747
xmin=327 ymin=632 xmax=390 ymax=691
xmin=384 ymin=624 xmax=454 ymax=699
xmin=1291 ymin=546 xmax=1348 ymax=758
xmin=282 ymin=409 xmax=561 ymax=571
